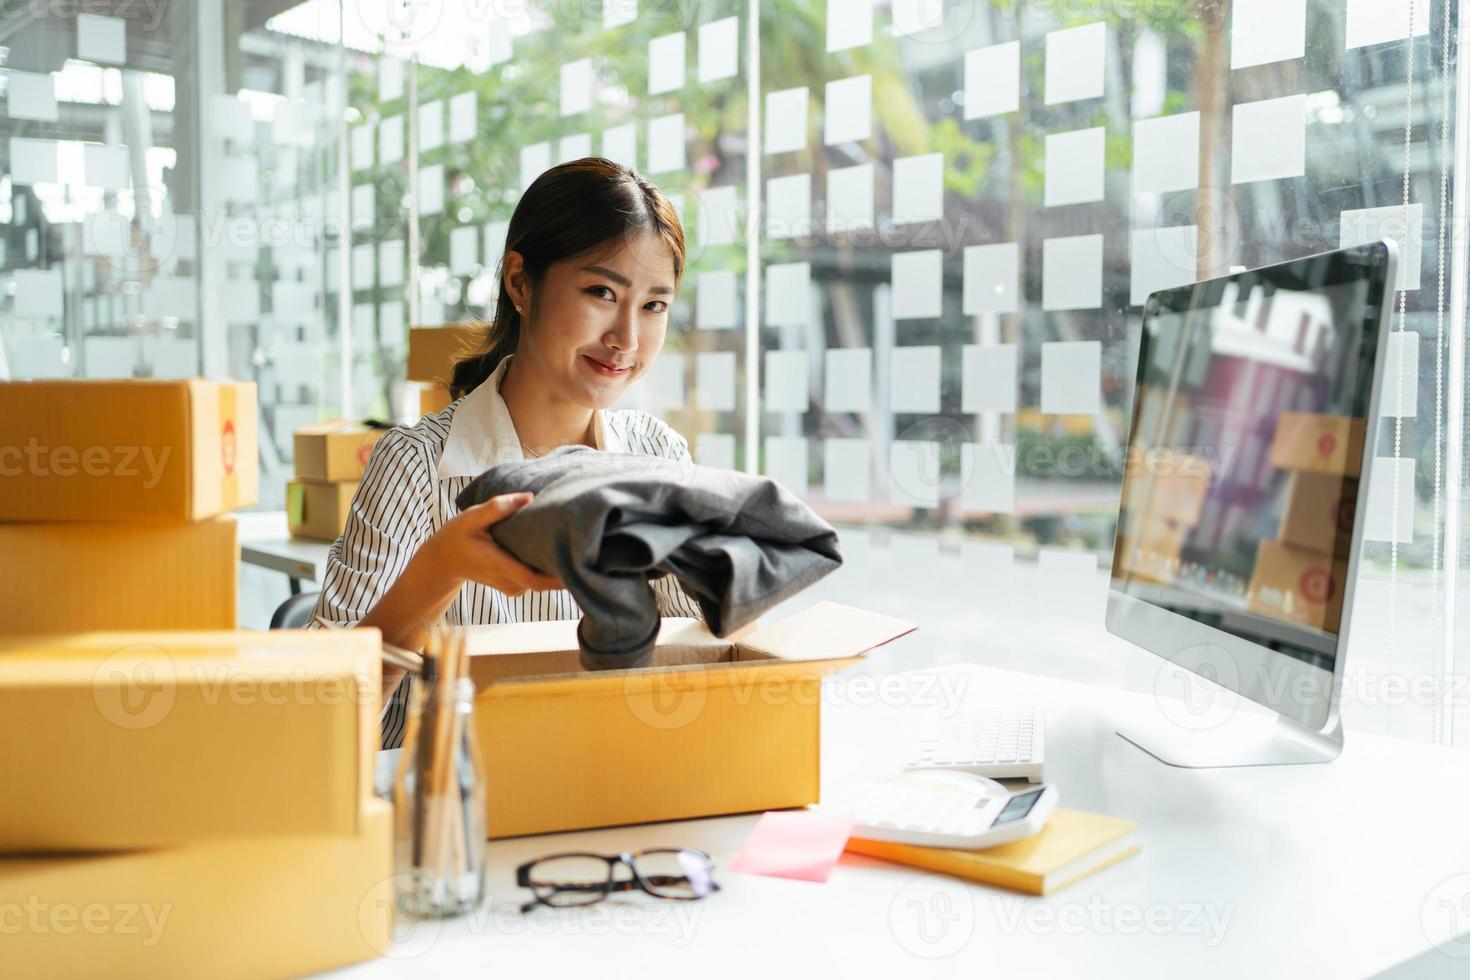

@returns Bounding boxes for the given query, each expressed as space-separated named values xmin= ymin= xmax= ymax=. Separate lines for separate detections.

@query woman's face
xmin=510 ymin=231 xmax=677 ymax=410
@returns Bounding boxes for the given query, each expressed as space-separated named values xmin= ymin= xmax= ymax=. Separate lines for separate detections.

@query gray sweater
xmin=454 ymin=447 xmax=842 ymax=670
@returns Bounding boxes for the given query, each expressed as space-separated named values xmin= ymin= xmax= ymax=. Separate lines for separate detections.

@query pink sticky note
xmin=728 ymin=809 xmax=855 ymax=883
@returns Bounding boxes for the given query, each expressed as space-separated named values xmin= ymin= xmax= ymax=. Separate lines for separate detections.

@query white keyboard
xmin=905 ymin=706 xmax=1045 ymax=783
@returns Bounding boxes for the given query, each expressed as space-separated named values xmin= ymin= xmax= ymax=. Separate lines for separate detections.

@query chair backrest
xmin=270 ymin=591 xmax=322 ymax=630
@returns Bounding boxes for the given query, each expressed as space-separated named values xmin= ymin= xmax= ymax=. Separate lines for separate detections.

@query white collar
xmin=436 ymin=354 xmax=624 ymax=480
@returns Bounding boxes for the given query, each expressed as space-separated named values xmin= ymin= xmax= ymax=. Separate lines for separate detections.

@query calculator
xmin=905 ymin=706 xmax=1045 ymax=783
xmin=845 ymin=770 xmax=1058 ymax=849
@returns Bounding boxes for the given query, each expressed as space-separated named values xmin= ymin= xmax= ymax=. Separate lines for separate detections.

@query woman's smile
xmin=581 ymin=353 xmax=633 ymax=378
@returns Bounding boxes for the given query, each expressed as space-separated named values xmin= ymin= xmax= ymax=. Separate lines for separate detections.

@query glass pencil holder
xmin=393 ymin=671 xmax=487 ymax=919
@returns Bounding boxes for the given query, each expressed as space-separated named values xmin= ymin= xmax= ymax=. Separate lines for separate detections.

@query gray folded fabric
xmin=454 ymin=447 xmax=842 ymax=670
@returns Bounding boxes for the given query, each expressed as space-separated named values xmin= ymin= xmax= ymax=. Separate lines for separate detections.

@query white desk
xmin=326 ymin=654 xmax=1470 ymax=979
xmin=237 ymin=510 xmax=331 ymax=593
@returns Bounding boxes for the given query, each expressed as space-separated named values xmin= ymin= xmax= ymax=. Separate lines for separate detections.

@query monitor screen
xmin=1111 ymin=244 xmax=1396 ymax=672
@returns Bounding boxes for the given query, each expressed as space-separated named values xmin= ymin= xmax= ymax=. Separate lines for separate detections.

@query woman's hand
xmin=418 ymin=491 xmax=563 ymax=597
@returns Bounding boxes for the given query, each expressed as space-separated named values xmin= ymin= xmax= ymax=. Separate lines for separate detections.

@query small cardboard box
xmin=0 ymin=379 xmax=258 ymax=521
xmin=419 ymin=382 xmax=454 ymax=416
xmin=1279 ymin=471 xmax=1358 ymax=556
xmin=0 ymin=797 xmax=392 ymax=979
xmin=293 ymin=420 xmax=388 ymax=483
xmin=0 ymin=629 xmax=381 ymax=851
xmin=1246 ymin=540 xmax=1347 ymax=633
xmin=1117 ymin=519 xmax=1187 ymax=584
xmin=465 ymin=601 xmax=916 ymax=838
xmin=287 ymin=479 xmax=357 ymax=542
xmin=1123 ymin=448 xmax=1211 ymax=527
xmin=0 ymin=516 xmax=239 ymax=632
xmin=406 ymin=324 xmax=481 ymax=383
xmin=1267 ymin=411 xmax=1366 ymax=476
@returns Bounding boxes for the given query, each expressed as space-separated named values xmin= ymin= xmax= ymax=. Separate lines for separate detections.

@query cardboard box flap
xmin=466 ymin=618 xmax=731 ymax=686
xmin=735 ymin=601 xmax=917 ymax=662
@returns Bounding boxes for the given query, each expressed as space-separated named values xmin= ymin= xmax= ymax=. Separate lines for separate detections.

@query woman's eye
xmin=645 ymin=301 xmax=668 ymax=313
xmin=588 ymin=285 xmax=615 ymax=301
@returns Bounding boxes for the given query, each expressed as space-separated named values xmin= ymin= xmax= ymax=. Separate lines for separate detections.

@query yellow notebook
xmin=845 ymin=808 xmax=1140 ymax=896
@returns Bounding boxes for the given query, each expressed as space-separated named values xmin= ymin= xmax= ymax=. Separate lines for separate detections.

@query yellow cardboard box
xmin=406 ymin=324 xmax=482 ymax=383
xmin=1267 ymin=411 xmax=1366 ymax=476
xmin=0 ymin=379 xmax=258 ymax=522
xmin=419 ymin=382 xmax=454 ymax=416
xmin=0 ymin=517 xmax=239 ymax=633
xmin=1122 ymin=448 xmax=1212 ymax=527
xmin=0 ymin=798 xmax=393 ymax=979
xmin=1279 ymin=471 xmax=1357 ymax=556
xmin=287 ymin=479 xmax=357 ymax=542
xmin=293 ymin=420 xmax=388 ymax=483
xmin=465 ymin=601 xmax=916 ymax=838
xmin=1246 ymin=540 xmax=1347 ymax=633
xmin=0 ymin=629 xmax=381 ymax=851
xmin=1116 ymin=518 xmax=1187 ymax=585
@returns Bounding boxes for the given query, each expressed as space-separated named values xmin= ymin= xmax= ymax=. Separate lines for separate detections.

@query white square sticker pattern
xmin=964 ymin=41 xmax=1019 ymax=119
xmin=765 ymin=437 xmax=809 ymax=497
xmin=1130 ymin=225 xmax=1199 ymax=305
xmin=766 ymin=173 xmax=812 ymax=239
xmin=826 ymin=0 xmax=873 ymax=52
xmin=1041 ymin=341 xmax=1102 ymax=414
xmin=961 ymin=344 xmax=1018 ymax=413
xmin=1042 ymin=235 xmax=1104 ymax=311
xmin=889 ymin=440 xmax=943 ymax=507
xmin=891 ymin=249 xmax=943 ymax=320
xmin=961 ymin=443 xmax=1016 ymax=513
xmin=890 ymin=346 xmax=941 ymax=413
xmin=1045 ymin=22 xmax=1106 ymax=105
xmin=698 ymin=18 xmax=739 ymax=83
xmin=1045 ymin=127 xmax=1106 ymax=207
xmin=824 ymin=75 xmax=873 ymax=145
xmin=962 ymin=242 xmax=1020 ymax=314
xmin=695 ymin=351 xmax=737 ymax=412
xmin=892 ymin=153 xmax=944 ymax=224
xmin=766 ymin=87 xmax=810 ymax=154
xmin=764 ymin=349 xmax=810 ymax=412
xmin=825 ymin=348 xmax=872 ymax=413
xmin=1346 ymin=0 xmax=1428 ymax=49
xmin=824 ymin=439 xmax=872 ymax=502
xmin=696 ymin=269 xmax=738 ymax=329
xmin=1231 ymin=94 xmax=1306 ymax=184
xmin=1232 ymin=0 xmax=1305 ymax=69
xmin=765 ymin=262 xmax=811 ymax=325
xmin=699 ymin=185 xmax=740 ymax=247
xmin=1132 ymin=112 xmax=1200 ymax=195
xmin=828 ymin=163 xmax=875 ymax=233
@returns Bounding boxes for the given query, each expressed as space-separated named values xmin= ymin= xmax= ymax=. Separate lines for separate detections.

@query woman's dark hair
xmin=447 ymin=157 xmax=686 ymax=399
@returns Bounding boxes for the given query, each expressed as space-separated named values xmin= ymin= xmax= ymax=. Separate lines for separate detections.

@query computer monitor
xmin=1105 ymin=241 xmax=1399 ymax=767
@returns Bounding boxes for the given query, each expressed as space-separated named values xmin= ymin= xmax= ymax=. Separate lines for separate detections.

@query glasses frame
xmin=515 ymin=848 xmax=721 ymax=913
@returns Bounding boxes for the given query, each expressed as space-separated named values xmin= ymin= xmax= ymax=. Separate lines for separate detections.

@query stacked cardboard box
xmin=1116 ymin=448 xmax=1212 ymax=585
xmin=0 ymin=380 xmax=258 ymax=632
xmin=0 ymin=629 xmax=392 ymax=977
xmin=286 ymin=421 xmax=387 ymax=541
xmin=407 ymin=323 xmax=479 ymax=417
xmin=1246 ymin=412 xmax=1363 ymax=632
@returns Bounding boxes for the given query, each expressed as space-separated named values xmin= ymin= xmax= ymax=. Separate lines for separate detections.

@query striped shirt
xmin=308 ymin=355 xmax=704 ymax=747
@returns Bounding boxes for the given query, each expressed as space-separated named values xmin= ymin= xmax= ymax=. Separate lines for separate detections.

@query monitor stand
xmin=1116 ymin=712 xmax=1344 ymax=768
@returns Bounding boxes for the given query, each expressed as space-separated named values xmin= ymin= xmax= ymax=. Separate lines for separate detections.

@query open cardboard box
xmin=464 ymin=600 xmax=916 ymax=838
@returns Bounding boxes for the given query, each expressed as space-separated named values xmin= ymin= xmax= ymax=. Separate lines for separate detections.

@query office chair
xmin=270 ymin=591 xmax=321 ymax=630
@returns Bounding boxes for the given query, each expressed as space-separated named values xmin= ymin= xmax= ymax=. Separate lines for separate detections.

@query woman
xmin=310 ymin=157 xmax=704 ymax=747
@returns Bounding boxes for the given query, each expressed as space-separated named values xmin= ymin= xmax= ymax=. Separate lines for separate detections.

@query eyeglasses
xmin=515 ymin=849 xmax=721 ymax=913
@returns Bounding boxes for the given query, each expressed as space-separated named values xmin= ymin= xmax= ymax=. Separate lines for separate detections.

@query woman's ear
xmin=502 ymin=250 xmax=531 ymax=315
